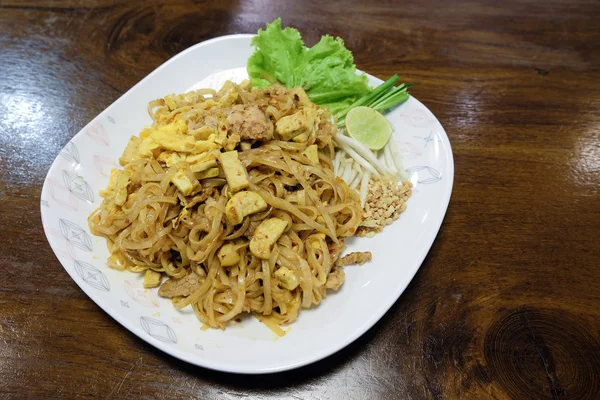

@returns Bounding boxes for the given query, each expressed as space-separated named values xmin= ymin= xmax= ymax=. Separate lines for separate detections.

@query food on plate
xmin=89 ymin=81 xmax=371 ymax=333
xmin=88 ymin=19 xmax=414 ymax=334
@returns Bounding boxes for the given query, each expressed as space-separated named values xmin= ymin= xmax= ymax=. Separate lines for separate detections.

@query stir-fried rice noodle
xmin=88 ymin=81 xmax=362 ymax=331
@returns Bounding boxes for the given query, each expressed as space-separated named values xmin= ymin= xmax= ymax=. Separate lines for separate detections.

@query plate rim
xmin=40 ymin=34 xmax=454 ymax=374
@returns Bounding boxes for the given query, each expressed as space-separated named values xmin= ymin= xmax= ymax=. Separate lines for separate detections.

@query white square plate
xmin=41 ymin=34 xmax=453 ymax=373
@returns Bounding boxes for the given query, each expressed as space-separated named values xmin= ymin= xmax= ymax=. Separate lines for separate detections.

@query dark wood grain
xmin=1 ymin=0 xmax=599 ymax=398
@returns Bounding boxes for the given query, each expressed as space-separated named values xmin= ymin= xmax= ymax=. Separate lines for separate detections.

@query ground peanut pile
xmin=357 ymin=178 xmax=413 ymax=237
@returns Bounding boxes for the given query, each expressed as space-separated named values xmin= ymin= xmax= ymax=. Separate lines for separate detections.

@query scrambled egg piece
xmin=275 ymin=266 xmax=299 ymax=290
xmin=150 ymin=125 xmax=195 ymax=152
xmin=143 ymin=270 xmax=162 ymax=288
xmin=119 ymin=137 xmax=141 ymax=166
xmin=157 ymin=151 xmax=186 ymax=167
xmin=171 ymin=169 xmax=197 ymax=196
xmin=189 ymin=159 xmax=217 ymax=173
xmin=136 ymin=119 xmax=219 ymax=160
xmin=196 ymin=167 xmax=219 ymax=180
xmin=225 ymin=191 xmax=268 ymax=225
xmin=114 ymin=169 xmax=131 ymax=206
xmin=218 ymin=150 xmax=249 ymax=193
xmin=250 ymin=218 xmax=287 ymax=259
xmin=217 ymin=243 xmax=240 ymax=267
xmin=99 ymin=169 xmax=130 ymax=207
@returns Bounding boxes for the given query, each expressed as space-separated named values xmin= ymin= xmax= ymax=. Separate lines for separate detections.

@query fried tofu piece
xmin=143 ymin=270 xmax=162 ymax=288
xmin=275 ymin=108 xmax=317 ymax=141
xmin=249 ymin=218 xmax=287 ymax=259
xmin=302 ymin=144 xmax=319 ymax=164
xmin=275 ymin=266 xmax=299 ymax=290
xmin=218 ymin=150 xmax=249 ymax=193
xmin=225 ymin=191 xmax=268 ymax=225
xmin=217 ymin=243 xmax=240 ymax=267
xmin=284 ymin=189 xmax=306 ymax=206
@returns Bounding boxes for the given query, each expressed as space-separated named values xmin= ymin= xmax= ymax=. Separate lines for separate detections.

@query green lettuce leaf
xmin=247 ymin=19 xmax=370 ymax=111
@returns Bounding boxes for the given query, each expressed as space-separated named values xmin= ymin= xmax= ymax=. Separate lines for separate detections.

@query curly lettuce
xmin=247 ymin=19 xmax=371 ymax=114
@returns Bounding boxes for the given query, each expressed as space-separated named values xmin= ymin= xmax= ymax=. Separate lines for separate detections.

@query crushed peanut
xmin=357 ymin=178 xmax=412 ymax=237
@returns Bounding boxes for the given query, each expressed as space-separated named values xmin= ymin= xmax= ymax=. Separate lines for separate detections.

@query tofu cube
xmin=217 ymin=243 xmax=240 ymax=267
xmin=225 ymin=191 xmax=268 ymax=225
xmin=171 ymin=169 xmax=196 ymax=195
xmin=275 ymin=108 xmax=316 ymax=141
xmin=302 ymin=144 xmax=319 ymax=164
xmin=249 ymin=218 xmax=287 ymax=259
xmin=218 ymin=150 xmax=249 ymax=193
xmin=275 ymin=266 xmax=300 ymax=290
xmin=143 ymin=269 xmax=162 ymax=288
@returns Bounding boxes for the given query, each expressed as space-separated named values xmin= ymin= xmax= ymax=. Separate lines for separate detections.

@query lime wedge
xmin=345 ymin=106 xmax=392 ymax=150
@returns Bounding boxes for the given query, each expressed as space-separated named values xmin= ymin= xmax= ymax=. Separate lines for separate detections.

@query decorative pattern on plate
xmin=74 ymin=260 xmax=110 ymax=291
xmin=125 ymin=280 xmax=160 ymax=308
xmin=85 ymin=122 xmax=110 ymax=147
xmin=92 ymin=154 xmax=118 ymax=177
xmin=45 ymin=226 xmax=77 ymax=261
xmin=62 ymin=170 xmax=95 ymax=203
xmin=140 ymin=317 xmax=178 ymax=344
xmin=47 ymin=178 xmax=79 ymax=211
xmin=413 ymin=131 xmax=442 ymax=148
xmin=398 ymin=109 xmax=436 ymax=127
xmin=406 ymin=165 xmax=442 ymax=184
xmin=395 ymin=141 xmax=422 ymax=159
xmin=59 ymin=219 xmax=93 ymax=252
xmin=59 ymin=141 xmax=80 ymax=165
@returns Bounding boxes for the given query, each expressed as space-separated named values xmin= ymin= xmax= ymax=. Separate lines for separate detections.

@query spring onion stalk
xmin=336 ymin=76 xmax=415 ymax=128
xmin=336 ymin=75 xmax=399 ymax=123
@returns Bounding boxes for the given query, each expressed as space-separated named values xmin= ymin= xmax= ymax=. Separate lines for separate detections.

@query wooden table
xmin=1 ymin=1 xmax=599 ymax=398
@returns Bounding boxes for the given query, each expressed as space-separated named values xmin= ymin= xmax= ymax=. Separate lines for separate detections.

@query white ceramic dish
xmin=41 ymin=34 xmax=453 ymax=374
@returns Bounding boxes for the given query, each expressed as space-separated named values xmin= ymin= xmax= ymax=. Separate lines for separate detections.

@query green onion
xmin=335 ymin=76 xmax=416 ymax=127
